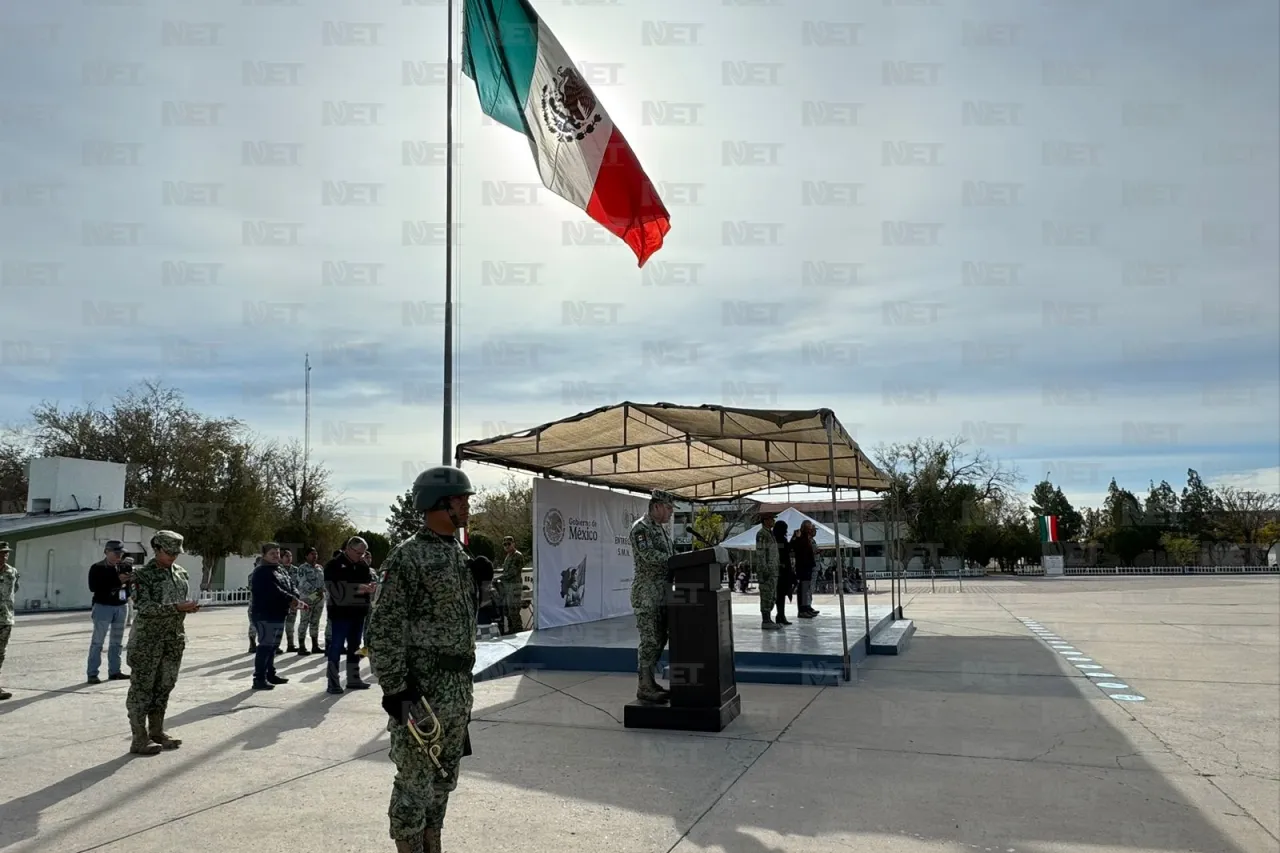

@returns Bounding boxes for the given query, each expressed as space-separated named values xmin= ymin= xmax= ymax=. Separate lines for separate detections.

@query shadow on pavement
xmin=0 ymin=683 xmax=90 ymax=718
xmin=0 ymin=754 xmax=133 ymax=847
xmin=667 ymin=634 xmax=1256 ymax=853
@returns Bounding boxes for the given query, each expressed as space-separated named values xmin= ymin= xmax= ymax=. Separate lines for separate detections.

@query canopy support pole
xmin=855 ymin=464 xmax=871 ymax=654
xmin=825 ymin=413 xmax=851 ymax=682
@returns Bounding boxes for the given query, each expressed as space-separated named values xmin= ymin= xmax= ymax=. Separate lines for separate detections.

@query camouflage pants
xmin=296 ymin=602 xmax=323 ymax=643
xmin=757 ymin=566 xmax=778 ymax=618
xmin=284 ymin=608 xmax=297 ymax=645
xmin=247 ymin=597 xmax=256 ymax=641
xmin=126 ymin=631 xmax=185 ymax=724
xmin=630 ymin=576 xmax=668 ymax=674
xmin=0 ymin=624 xmax=11 ymax=674
xmin=387 ymin=671 xmax=473 ymax=838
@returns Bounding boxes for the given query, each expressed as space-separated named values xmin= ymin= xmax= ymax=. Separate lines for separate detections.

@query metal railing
xmin=1012 ymin=565 xmax=1277 ymax=576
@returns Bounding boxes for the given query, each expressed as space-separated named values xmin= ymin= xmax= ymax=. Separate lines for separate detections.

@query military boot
xmin=636 ymin=670 xmax=668 ymax=704
xmin=129 ymin=719 xmax=162 ymax=756
xmin=761 ymin=616 xmax=781 ymax=631
xmin=0 ymin=687 xmax=11 ymax=700
xmin=424 ymin=827 xmax=442 ymax=853
xmin=148 ymin=711 xmax=182 ymax=749
xmin=296 ymin=638 xmax=309 ymax=656
xmin=346 ymin=659 xmax=371 ymax=690
xmin=393 ymin=836 xmax=425 ymax=853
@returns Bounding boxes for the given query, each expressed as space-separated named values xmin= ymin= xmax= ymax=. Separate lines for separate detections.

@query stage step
xmin=660 ymin=662 xmax=842 ymax=687
xmin=869 ymin=619 xmax=915 ymax=655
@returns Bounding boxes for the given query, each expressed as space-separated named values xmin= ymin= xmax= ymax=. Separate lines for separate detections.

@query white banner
xmin=532 ymin=478 xmax=653 ymax=630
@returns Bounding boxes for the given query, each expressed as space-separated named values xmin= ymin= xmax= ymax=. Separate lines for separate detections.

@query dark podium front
xmin=624 ymin=546 xmax=741 ymax=732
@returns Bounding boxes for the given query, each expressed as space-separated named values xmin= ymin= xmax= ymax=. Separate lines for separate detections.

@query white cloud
xmin=1 ymin=0 xmax=1276 ymax=530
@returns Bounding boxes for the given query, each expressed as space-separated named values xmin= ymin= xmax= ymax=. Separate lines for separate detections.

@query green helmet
xmin=412 ymin=466 xmax=476 ymax=510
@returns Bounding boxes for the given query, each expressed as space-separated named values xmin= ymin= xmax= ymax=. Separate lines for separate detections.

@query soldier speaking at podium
xmin=629 ymin=489 xmax=676 ymax=704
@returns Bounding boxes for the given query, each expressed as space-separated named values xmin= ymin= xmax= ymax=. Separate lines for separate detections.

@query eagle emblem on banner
xmin=541 ymin=66 xmax=602 ymax=142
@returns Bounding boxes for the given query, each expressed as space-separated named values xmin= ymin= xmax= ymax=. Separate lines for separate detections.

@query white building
xmin=1 ymin=457 xmax=164 ymax=611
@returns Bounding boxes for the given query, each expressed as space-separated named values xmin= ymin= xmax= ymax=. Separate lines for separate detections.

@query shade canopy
xmin=455 ymin=402 xmax=892 ymax=500
xmin=719 ymin=507 xmax=856 ymax=551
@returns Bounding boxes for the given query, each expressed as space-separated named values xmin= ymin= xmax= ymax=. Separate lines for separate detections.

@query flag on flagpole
xmin=1038 ymin=516 xmax=1059 ymax=543
xmin=461 ymin=0 xmax=671 ymax=266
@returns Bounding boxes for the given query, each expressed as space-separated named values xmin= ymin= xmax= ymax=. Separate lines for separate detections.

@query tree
xmin=468 ymin=474 xmax=533 ymax=555
xmin=1029 ymin=480 xmax=1084 ymax=541
xmin=268 ymin=438 xmax=351 ymax=561
xmin=467 ymin=532 xmax=497 ymax=562
xmin=1160 ymin=533 xmax=1200 ymax=567
xmin=355 ymin=530 xmax=392 ymax=567
xmin=0 ymin=430 xmax=31 ymax=514
xmin=18 ymin=380 xmax=347 ymax=588
xmin=875 ymin=436 xmax=1019 ymax=558
xmin=1181 ymin=469 xmax=1221 ymax=550
xmin=1259 ymin=520 xmax=1280 ymax=565
xmin=386 ymin=489 xmax=421 ymax=543
xmin=1214 ymin=486 xmax=1280 ymax=565
xmin=690 ymin=506 xmax=726 ymax=547
xmin=1080 ymin=507 xmax=1106 ymax=543
xmin=1100 ymin=479 xmax=1147 ymax=566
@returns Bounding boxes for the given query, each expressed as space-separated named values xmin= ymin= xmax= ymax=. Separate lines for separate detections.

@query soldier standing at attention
xmin=497 ymin=536 xmax=524 ymax=635
xmin=629 ymin=490 xmax=676 ymax=704
xmin=293 ymin=547 xmax=325 ymax=654
xmin=0 ymin=542 xmax=17 ymax=701
xmin=280 ymin=548 xmax=299 ymax=653
xmin=367 ymin=466 xmax=481 ymax=853
xmin=126 ymin=530 xmax=198 ymax=755
xmin=754 ymin=511 xmax=781 ymax=630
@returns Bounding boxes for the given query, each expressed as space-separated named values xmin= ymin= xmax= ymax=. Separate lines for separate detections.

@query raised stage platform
xmin=473 ymin=599 xmax=901 ymax=686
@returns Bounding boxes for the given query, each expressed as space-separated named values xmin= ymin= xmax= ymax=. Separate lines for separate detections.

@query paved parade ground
xmin=1 ymin=577 xmax=1277 ymax=853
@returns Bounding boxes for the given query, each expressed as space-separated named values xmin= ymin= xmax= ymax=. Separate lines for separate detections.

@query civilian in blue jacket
xmin=250 ymin=542 xmax=309 ymax=690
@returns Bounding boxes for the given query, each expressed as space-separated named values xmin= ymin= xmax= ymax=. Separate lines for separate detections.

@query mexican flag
xmin=1038 ymin=516 xmax=1060 ymax=543
xmin=462 ymin=0 xmax=671 ymax=266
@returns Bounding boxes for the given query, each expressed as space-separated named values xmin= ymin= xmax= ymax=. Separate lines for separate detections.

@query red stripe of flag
xmin=584 ymin=127 xmax=672 ymax=267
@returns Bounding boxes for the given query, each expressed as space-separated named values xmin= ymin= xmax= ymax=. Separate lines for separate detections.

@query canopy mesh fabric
xmin=456 ymin=403 xmax=891 ymax=500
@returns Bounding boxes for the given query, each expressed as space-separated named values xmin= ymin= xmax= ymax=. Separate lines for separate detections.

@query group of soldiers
xmin=0 ymin=472 xmax=706 ymax=853
xmin=246 ymin=545 xmax=356 ymax=656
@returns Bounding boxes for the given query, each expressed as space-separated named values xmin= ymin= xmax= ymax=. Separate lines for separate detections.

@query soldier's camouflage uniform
xmin=0 ymin=552 xmax=18 ymax=700
xmin=754 ymin=525 xmax=779 ymax=621
xmin=293 ymin=560 xmax=326 ymax=647
xmin=126 ymin=531 xmax=190 ymax=752
xmin=498 ymin=550 xmax=524 ymax=633
xmin=281 ymin=559 xmax=299 ymax=648
xmin=366 ymin=529 xmax=477 ymax=842
xmin=629 ymin=511 xmax=673 ymax=679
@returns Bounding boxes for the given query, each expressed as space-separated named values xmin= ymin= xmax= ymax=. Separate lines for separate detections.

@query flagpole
xmin=441 ymin=0 xmax=456 ymax=466
xmin=303 ymin=352 xmax=311 ymax=522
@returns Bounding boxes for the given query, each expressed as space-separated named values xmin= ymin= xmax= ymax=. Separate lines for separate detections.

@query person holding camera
xmin=86 ymin=540 xmax=133 ymax=684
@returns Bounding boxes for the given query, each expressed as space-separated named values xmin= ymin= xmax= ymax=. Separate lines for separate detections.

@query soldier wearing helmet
xmin=366 ymin=465 xmax=486 ymax=853
xmin=125 ymin=530 xmax=196 ymax=755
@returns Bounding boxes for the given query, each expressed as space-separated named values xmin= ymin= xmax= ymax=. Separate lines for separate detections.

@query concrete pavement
xmin=0 ymin=576 xmax=1275 ymax=852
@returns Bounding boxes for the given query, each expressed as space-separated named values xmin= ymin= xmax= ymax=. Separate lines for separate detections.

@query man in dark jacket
xmin=324 ymin=536 xmax=375 ymax=694
xmin=250 ymin=542 xmax=309 ymax=690
xmin=86 ymin=540 xmax=133 ymax=684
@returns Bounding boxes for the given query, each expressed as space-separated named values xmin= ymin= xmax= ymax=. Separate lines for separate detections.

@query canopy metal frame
xmin=455 ymin=401 xmax=896 ymax=680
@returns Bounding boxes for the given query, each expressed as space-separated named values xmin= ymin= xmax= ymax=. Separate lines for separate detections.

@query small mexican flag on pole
xmin=1038 ymin=516 xmax=1060 ymax=543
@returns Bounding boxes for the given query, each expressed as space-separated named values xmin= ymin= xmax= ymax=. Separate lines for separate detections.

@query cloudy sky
xmin=1 ymin=0 xmax=1276 ymax=530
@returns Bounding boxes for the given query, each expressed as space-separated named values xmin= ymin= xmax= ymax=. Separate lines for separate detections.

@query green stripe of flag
xmin=462 ymin=0 xmax=540 ymax=135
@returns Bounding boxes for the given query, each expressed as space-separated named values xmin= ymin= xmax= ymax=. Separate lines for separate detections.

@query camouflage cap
xmin=651 ymin=489 xmax=677 ymax=506
xmin=0 ymin=541 xmax=9 ymax=552
xmin=150 ymin=530 xmax=184 ymax=555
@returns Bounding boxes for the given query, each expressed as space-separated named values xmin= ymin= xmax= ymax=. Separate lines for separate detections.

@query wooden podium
xmin=624 ymin=546 xmax=741 ymax=732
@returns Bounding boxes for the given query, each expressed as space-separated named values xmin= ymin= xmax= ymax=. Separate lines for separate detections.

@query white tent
xmin=719 ymin=507 xmax=858 ymax=551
